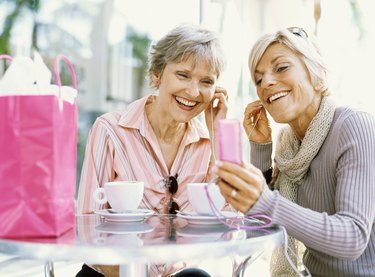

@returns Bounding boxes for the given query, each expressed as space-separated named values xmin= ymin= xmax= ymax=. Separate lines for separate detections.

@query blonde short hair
xmin=248 ymin=28 xmax=329 ymax=94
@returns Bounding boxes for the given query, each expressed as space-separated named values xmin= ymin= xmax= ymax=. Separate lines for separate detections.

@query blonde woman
xmin=214 ymin=27 xmax=375 ymax=277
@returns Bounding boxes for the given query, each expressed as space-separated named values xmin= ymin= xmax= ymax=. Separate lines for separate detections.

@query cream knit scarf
xmin=270 ymin=96 xmax=336 ymax=277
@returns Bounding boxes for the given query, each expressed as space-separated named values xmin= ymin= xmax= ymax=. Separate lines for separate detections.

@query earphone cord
xmin=280 ymin=226 xmax=312 ymax=277
xmin=248 ymin=112 xmax=261 ymax=141
xmin=210 ymin=104 xmax=216 ymax=161
xmin=208 ymin=104 xmax=220 ymax=184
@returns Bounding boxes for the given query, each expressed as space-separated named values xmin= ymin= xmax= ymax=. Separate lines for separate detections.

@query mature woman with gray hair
xmin=213 ymin=27 xmax=375 ymax=276
xmin=76 ymin=23 xmax=228 ymax=277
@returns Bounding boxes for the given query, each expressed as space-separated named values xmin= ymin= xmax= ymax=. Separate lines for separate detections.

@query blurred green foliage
xmin=127 ymin=27 xmax=151 ymax=98
xmin=0 ymin=0 xmax=40 ymax=55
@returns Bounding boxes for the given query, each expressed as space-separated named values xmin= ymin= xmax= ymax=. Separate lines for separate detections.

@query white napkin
xmin=0 ymin=56 xmax=36 ymax=94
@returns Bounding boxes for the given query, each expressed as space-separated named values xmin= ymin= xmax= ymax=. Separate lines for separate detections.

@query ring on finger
xmin=230 ymin=189 xmax=237 ymax=198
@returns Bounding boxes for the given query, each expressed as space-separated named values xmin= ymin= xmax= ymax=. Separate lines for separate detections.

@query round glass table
xmin=0 ymin=214 xmax=284 ymax=277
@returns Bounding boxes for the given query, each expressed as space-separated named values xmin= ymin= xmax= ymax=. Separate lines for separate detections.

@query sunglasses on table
xmin=165 ymin=174 xmax=179 ymax=214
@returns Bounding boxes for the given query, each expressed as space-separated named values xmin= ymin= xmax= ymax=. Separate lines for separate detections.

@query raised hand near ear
xmin=205 ymin=86 xmax=228 ymax=138
xmin=243 ymin=100 xmax=271 ymax=143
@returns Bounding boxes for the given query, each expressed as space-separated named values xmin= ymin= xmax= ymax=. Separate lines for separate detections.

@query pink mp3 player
xmin=218 ymin=119 xmax=242 ymax=165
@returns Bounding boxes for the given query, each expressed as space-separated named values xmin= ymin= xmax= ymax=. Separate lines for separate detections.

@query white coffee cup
xmin=187 ymin=183 xmax=225 ymax=215
xmin=93 ymin=181 xmax=144 ymax=212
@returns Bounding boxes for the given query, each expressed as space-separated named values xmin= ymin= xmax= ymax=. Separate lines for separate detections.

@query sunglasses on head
xmin=287 ymin=27 xmax=308 ymax=39
xmin=166 ymin=174 xmax=179 ymax=214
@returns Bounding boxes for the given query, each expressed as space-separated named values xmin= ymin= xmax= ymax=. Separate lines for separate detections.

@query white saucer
xmin=176 ymin=223 xmax=231 ymax=238
xmin=95 ymin=209 xmax=155 ymax=222
xmin=176 ymin=211 xmax=237 ymax=225
xmin=95 ymin=221 xmax=154 ymax=234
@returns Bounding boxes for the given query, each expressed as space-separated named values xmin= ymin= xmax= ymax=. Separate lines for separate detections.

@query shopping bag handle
xmin=1 ymin=55 xmax=77 ymax=88
xmin=53 ymin=54 xmax=77 ymax=90
xmin=0 ymin=55 xmax=13 ymax=62
xmin=0 ymin=55 xmax=13 ymax=77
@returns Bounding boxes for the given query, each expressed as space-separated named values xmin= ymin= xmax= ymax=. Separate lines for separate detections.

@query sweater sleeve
xmin=249 ymin=110 xmax=375 ymax=260
xmin=249 ymin=141 xmax=273 ymax=172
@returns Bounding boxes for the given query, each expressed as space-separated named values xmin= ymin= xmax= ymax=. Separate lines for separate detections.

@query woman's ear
xmin=152 ymin=74 xmax=160 ymax=87
xmin=313 ymin=79 xmax=324 ymax=92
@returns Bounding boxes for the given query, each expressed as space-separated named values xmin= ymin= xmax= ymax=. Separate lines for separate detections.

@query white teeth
xmin=269 ymin=91 xmax=289 ymax=103
xmin=175 ymin=96 xmax=197 ymax=107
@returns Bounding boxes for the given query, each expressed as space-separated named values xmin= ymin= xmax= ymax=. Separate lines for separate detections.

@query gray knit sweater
xmin=249 ymin=106 xmax=375 ymax=277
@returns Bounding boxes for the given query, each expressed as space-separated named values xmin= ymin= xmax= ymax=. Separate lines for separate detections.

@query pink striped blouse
xmin=77 ymin=94 xmax=211 ymax=214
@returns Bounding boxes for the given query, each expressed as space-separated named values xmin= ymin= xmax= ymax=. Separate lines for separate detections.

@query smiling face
xmin=254 ymin=43 xmax=322 ymax=130
xmin=154 ymin=56 xmax=217 ymax=123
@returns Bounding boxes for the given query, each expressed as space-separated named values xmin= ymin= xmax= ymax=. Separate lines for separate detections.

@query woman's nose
xmin=186 ymin=81 xmax=200 ymax=97
xmin=261 ymin=73 xmax=276 ymax=88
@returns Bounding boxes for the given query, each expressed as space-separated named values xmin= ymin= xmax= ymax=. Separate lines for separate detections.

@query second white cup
xmin=187 ymin=183 xmax=225 ymax=215
xmin=93 ymin=181 xmax=144 ymax=212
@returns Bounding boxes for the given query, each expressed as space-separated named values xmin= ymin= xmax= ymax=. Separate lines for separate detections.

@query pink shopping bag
xmin=0 ymin=54 xmax=78 ymax=238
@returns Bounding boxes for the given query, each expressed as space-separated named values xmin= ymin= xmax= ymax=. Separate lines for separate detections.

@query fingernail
xmin=211 ymin=166 xmax=218 ymax=174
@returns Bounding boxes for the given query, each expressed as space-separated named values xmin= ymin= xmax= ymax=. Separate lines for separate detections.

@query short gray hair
xmin=148 ymin=24 xmax=225 ymax=88
xmin=248 ymin=28 xmax=329 ymax=95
